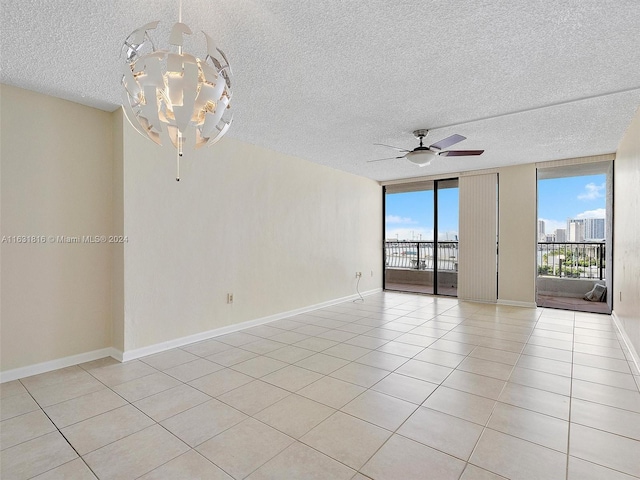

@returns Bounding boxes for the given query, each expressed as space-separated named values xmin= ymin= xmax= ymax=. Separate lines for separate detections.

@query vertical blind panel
xmin=458 ymin=173 xmax=498 ymax=302
xmin=535 ymin=153 xmax=614 ymax=171
xmin=384 ymin=180 xmax=434 ymax=194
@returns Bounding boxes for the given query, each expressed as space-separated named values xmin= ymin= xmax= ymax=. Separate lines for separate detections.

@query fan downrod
xmin=413 ymin=129 xmax=429 ymax=147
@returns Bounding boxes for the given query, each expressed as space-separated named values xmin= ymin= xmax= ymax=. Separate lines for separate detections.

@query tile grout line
xmin=462 ymin=305 xmax=546 ymax=476
xmin=221 ymin=298 xmax=464 ymax=478
xmin=14 ymin=376 xmax=102 ymax=479
xmin=134 ymin=298 xmax=419 ymax=477
xmin=25 ymin=361 xmax=205 ymax=479
xmin=83 ymin=355 xmax=296 ymax=479
xmin=565 ymin=311 xmax=576 ymax=480
xmin=344 ymin=301 xmax=467 ymax=477
xmin=85 ymin=360 xmax=274 ymax=479
xmin=69 ymin=363 xmax=183 ymax=479
xmin=338 ymin=302 xmax=503 ymax=479
xmin=293 ymin=299 xmax=459 ymax=475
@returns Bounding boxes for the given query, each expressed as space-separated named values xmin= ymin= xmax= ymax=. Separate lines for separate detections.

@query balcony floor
xmin=385 ymin=281 xmax=457 ymax=297
xmin=537 ymin=294 xmax=611 ymax=314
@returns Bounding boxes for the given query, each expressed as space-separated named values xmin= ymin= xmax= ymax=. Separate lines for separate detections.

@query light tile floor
xmin=2 ymin=292 xmax=640 ymax=479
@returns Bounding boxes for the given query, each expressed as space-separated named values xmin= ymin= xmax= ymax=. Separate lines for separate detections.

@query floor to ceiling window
xmin=536 ymin=162 xmax=612 ymax=313
xmin=384 ymin=179 xmax=459 ymax=296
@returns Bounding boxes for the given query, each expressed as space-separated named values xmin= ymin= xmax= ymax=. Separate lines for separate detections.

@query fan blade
xmin=438 ymin=150 xmax=484 ymax=157
xmin=367 ymin=156 xmax=405 ymax=163
xmin=429 ymin=134 xmax=466 ymax=150
xmin=373 ymin=143 xmax=411 ymax=152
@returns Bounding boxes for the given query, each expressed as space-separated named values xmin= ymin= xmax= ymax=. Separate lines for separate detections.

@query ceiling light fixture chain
xmin=121 ymin=0 xmax=233 ymax=181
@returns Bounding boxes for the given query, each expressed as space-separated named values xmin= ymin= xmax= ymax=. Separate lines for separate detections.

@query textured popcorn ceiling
xmin=2 ymin=0 xmax=640 ymax=181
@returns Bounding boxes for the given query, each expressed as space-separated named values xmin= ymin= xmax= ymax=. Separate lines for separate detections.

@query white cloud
xmin=386 ymin=227 xmax=433 ymax=241
xmin=438 ymin=231 xmax=459 ymax=241
xmin=385 ymin=215 xmax=417 ymax=224
xmin=578 ymin=182 xmax=605 ymax=201
xmin=576 ymin=208 xmax=606 ymax=219
xmin=538 ymin=218 xmax=565 ymax=234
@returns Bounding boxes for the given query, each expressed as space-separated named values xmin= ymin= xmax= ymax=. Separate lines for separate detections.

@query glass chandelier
xmin=121 ymin=7 xmax=233 ymax=181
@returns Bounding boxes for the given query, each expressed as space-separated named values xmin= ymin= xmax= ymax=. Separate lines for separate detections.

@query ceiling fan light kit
xmin=405 ymin=150 xmax=436 ymax=166
xmin=121 ymin=2 xmax=233 ymax=181
xmin=406 ymin=129 xmax=437 ymax=166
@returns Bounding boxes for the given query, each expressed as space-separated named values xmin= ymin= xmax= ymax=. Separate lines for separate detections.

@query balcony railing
xmin=537 ymin=242 xmax=605 ymax=280
xmin=385 ymin=241 xmax=458 ymax=271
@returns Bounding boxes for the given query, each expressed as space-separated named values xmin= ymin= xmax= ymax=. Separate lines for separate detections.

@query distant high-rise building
xmin=566 ymin=217 xmax=605 ymax=241
xmin=567 ymin=218 xmax=580 ymax=238
xmin=538 ymin=220 xmax=546 ymax=241
xmin=569 ymin=221 xmax=584 ymax=242
xmin=555 ymin=228 xmax=566 ymax=242
xmin=583 ymin=218 xmax=605 ymax=240
xmin=545 ymin=233 xmax=556 ymax=242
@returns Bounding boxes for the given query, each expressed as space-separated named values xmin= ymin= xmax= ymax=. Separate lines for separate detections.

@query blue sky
xmin=385 ymin=187 xmax=459 ymax=241
xmin=385 ymin=174 xmax=606 ymax=240
xmin=538 ymin=174 xmax=606 ymax=234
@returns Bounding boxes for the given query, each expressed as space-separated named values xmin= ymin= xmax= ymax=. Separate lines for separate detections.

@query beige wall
xmin=1 ymin=85 xmax=114 ymax=370
xmin=0 ymin=85 xmax=381 ymax=372
xmin=0 ymin=86 xmax=382 ymax=371
xmin=121 ymin=116 xmax=382 ymax=352
xmin=497 ymin=164 xmax=537 ymax=305
xmin=614 ymin=105 xmax=640 ymax=355
xmin=111 ymin=111 xmax=125 ymax=352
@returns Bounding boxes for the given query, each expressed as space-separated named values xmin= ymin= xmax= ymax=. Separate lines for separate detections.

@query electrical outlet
xmin=355 ymin=272 xmax=362 ymax=278
xmin=227 ymin=293 xmax=234 ymax=304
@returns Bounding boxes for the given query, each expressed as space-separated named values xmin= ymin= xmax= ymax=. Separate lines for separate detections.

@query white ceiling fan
xmin=369 ymin=129 xmax=484 ymax=167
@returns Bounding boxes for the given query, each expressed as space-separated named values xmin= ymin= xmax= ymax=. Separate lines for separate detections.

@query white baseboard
xmin=612 ymin=311 xmax=640 ymax=376
xmin=121 ymin=288 xmax=382 ymax=362
xmin=111 ymin=349 xmax=125 ymax=363
xmin=458 ymin=297 xmax=497 ymax=305
xmin=497 ymin=299 xmax=537 ymax=308
xmin=1 ymin=289 xmax=382 ymax=382
xmin=0 ymin=347 xmax=120 ymax=383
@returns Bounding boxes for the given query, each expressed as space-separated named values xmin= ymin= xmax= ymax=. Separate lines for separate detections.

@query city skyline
xmin=538 ymin=174 xmax=607 ymax=235
xmin=385 ymin=174 xmax=606 ymax=241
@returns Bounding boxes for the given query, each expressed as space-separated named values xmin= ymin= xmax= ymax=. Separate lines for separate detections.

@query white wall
xmin=1 ymin=85 xmax=114 ymax=371
xmin=120 ymin=114 xmax=382 ymax=352
xmin=614 ymin=105 xmax=640 ymax=356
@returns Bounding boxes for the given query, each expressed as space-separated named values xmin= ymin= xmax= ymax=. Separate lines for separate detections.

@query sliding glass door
xmin=435 ymin=179 xmax=459 ymax=296
xmin=384 ymin=179 xmax=459 ymax=296
xmin=536 ymin=163 xmax=612 ymax=314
